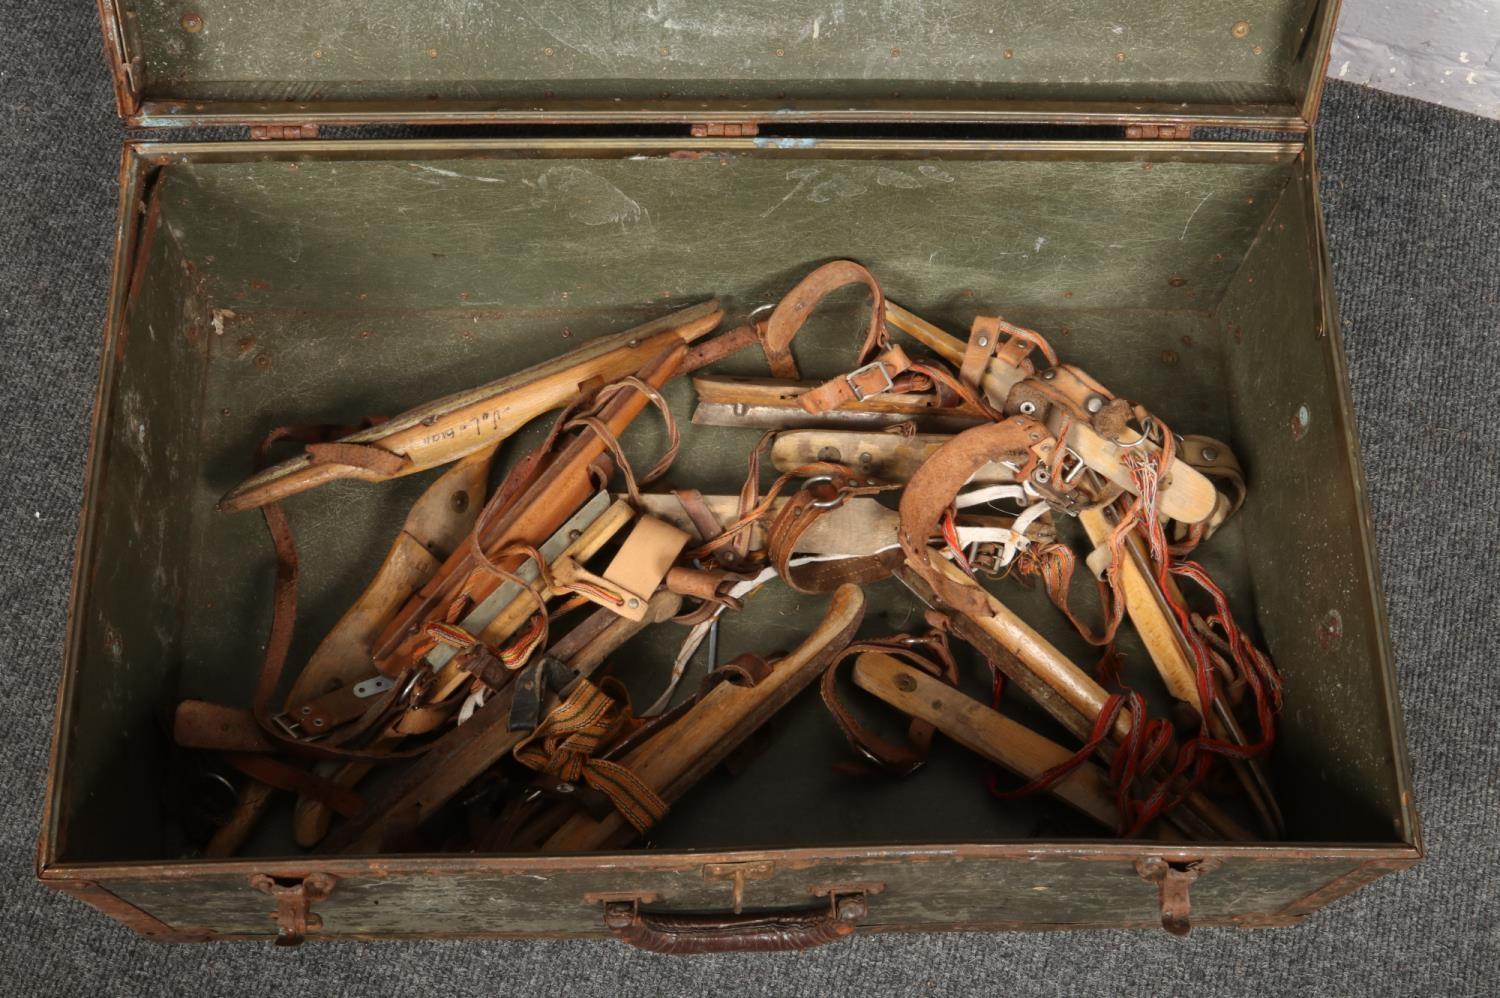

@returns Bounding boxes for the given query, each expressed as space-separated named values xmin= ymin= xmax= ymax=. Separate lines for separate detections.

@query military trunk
xmin=41 ymin=0 xmax=1419 ymax=944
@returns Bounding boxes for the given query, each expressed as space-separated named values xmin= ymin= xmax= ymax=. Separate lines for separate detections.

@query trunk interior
xmin=47 ymin=139 xmax=1414 ymax=868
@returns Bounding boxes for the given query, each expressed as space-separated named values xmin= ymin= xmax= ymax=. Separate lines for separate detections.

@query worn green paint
xmin=48 ymin=140 xmax=1416 ymax=942
xmin=1217 ymin=157 xmax=1415 ymax=846
xmin=161 ymin=152 xmax=1290 ymax=314
xmin=57 ymin=178 xmax=210 ymax=864
xmin=132 ymin=0 xmax=1310 ymax=108
xmin=97 ymin=851 xmax=1370 ymax=936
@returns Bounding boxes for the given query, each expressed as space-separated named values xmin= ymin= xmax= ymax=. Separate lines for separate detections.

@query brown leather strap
xmin=1010 ymin=363 xmax=1116 ymax=422
xmin=669 ymin=486 xmax=753 ymax=599
xmin=175 ymin=700 xmax=279 ymax=753
xmin=664 ymin=565 xmax=744 ymax=625
xmin=286 ymin=684 xmax=376 ymax=736
xmin=797 ymin=345 xmax=914 ymax=414
xmin=765 ymin=473 xmax=901 ymax=593
xmin=246 ymin=490 xmax=453 ymax=762
xmin=673 ymin=489 xmax=725 ymax=545
xmin=960 ymin=317 xmax=1001 ymax=389
xmin=994 ymin=322 xmax=1040 ymax=370
xmin=1172 ymin=435 xmax=1245 ymax=544
xmin=819 ymin=635 xmax=960 ymax=775
xmin=897 ymin=416 xmax=1053 ymax=616
xmin=664 ymin=565 xmax=735 ymax=602
xmin=222 ymin=753 xmax=366 ymax=819
xmin=375 ymin=348 xmax=682 ymax=672
xmin=564 ymin=377 xmax=680 ymax=506
xmin=304 ymin=441 xmax=409 ymax=476
xmin=762 ymin=260 xmax=887 ymax=380
xmin=716 ymin=652 xmax=774 ymax=687
xmin=233 ymin=424 xmax=450 ymax=762
xmin=681 ymin=322 xmax=763 ymax=374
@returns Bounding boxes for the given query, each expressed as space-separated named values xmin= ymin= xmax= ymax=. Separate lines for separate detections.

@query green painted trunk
xmin=103 ymin=0 xmax=1338 ymax=127
xmin=40 ymin=136 xmax=1418 ymax=941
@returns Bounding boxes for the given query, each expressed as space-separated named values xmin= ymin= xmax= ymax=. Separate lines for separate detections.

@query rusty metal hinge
xmin=249 ymin=124 xmax=321 ymax=141
xmin=1136 ymin=857 xmax=1220 ymax=936
xmin=690 ymin=122 xmax=760 ymax=138
xmin=249 ymin=873 xmax=336 ymax=946
xmin=1124 ymin=123 xmax=1194 ymax=140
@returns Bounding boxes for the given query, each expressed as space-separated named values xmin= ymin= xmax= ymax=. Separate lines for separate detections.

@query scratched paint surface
xmin=55 ymin=145 xmax=1406 ymax=870
xmin=1219 ymin=157 xmax=1415 ymax=845
xmin=160 ymin=154 xmax=1291 ymax=315
xmin=98 ymin=853 xmax=1369 ymax=935
xmin=156 ymin=150 xmax=1256 ymax=854
xmin=56 ymin=184 xmax=211 ymax=864
xmin=131 ymin=0 xmax=1309 ymax=105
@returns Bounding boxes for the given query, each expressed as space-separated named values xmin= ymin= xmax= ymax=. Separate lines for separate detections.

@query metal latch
xmin=703 ymin=860 xmax=776 ymax=914
xmin=1136 ymin=857 xmax=1219 ymax=936
xmin=249 ymin=124 xmax=320 ymax=141
xmin=249 ymin=873 xmax=336 ymax=946
xmin=690 ymin=122 xmax=761 ymax=137
xmin=1124 ymin=123 xmax=1194 ymax=140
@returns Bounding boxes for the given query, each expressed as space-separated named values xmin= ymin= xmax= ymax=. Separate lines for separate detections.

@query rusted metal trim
xmin=127 ymin=99 xmax=1310 ymax=133
xmin=118 ymin=137 xmax=1306 ymax=173
xmin=48 ymin=841 xmax=1423 ymax=885
xmin=581 ymin=890 xmax=663 ymax=907
xmin=93 ymin=0 xmax=142 ymax=117
xmin=1277 ymin=857 xmax=1419 ymax=919
xmin=1299 ymin=0 xmax=1345 ymax=127
xmin=690 ymin=122 xmax=760 ymax=138
xmin=40 ymin=877 xmax=215 ymax=943
xmin=1123 ymin=124 xmax=1195 ymax=140
xmin=702 ymin=861 xmax=775 ymax=914
xmin=249 ymin=873 xmax=337 ymax=946
xmin=1136 ymin=856 xmax=1222 ymax=936
xmin=122 ymin=170 xmax=165 ymax=309
xmin=114 ymin=912 xmax=1311 ymax=945
xmin=248 ymin=124 xmax=320 ymax=141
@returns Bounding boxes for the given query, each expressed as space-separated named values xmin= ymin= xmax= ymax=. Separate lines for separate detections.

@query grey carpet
xmin=2 ymin=7 xmax=1498 ymax=995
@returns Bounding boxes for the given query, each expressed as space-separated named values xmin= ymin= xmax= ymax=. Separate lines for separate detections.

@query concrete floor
xmin=1334 ymin=0 xmax=1499 ymax=119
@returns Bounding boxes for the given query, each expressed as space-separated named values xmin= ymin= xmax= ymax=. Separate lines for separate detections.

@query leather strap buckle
xmin=270 ymin=712 xmax=309 ymax=740
xmin=844 ymin=360 xmax=895 ymax=402
xmin=1058 ymin=447 xmax=1089 ymax=484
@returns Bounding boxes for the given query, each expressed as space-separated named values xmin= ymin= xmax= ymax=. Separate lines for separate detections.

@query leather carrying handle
xmin=603 ymin=895 xmax=866 ymax=954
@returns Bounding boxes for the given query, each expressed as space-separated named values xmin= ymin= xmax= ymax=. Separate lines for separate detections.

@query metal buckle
xmin=1022 ymin=476 xmax=1088 ymax=518
xmin=844 ymin=361 xmax=894 ymax=402
xmin=1059 ymin=447 xmax=1088 ymax=484
xmin=271 ymin=713 xmax=305 ymax=740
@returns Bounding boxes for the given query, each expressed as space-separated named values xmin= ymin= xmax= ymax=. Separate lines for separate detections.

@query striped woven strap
xmin=514 ymin=680 xmax=668 ymax=834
